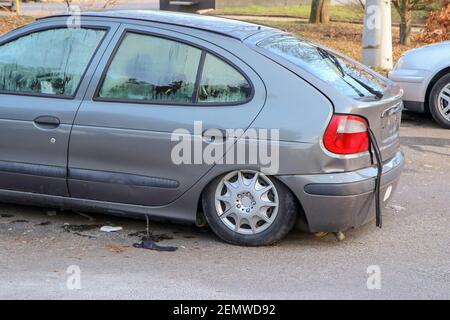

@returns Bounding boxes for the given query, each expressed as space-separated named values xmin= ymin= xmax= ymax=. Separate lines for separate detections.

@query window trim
xmin=93 ymin=28 xmax=255 ymax=107
xmin=0 ymin=24 xmax=109 ymax=100
xmin=192 ymin=50 xmax=206 ymax=103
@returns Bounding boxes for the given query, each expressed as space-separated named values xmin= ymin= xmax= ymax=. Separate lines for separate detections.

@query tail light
xmin=323 ymin=115 xmax=369 ymax=155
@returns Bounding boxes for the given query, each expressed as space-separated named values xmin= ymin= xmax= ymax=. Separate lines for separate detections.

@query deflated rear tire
xmin=202 ymin=170 xmax=297 ymax=246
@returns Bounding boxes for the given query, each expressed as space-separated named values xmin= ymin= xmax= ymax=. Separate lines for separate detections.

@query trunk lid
xmin=254 ymin=31 xmax=403 ymax=162
xmin=347 ymin=84 xmax=403 ymax=161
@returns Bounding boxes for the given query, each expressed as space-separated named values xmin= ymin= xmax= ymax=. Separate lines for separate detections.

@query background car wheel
xmin=429 ymin=73 xmax=450 ymax=129
xmin=202 ymin=170 xmax=297 ymax=246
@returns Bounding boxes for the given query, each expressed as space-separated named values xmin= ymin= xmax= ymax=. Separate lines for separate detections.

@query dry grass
xmin=0 ymin=15 xmax=34 ymax=35
xmin=213 ymin=5 xmax=430 ymax=25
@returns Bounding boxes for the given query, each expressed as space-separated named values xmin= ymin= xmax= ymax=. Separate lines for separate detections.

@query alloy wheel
xmin=214 ymin=170 xmax=279 ymax=235
xmin=438 ymin=83 xmax=450 ymax=121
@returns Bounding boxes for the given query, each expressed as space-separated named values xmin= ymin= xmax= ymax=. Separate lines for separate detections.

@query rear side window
xmin=198 ymin=53 xmax=252 ymax=103
xmin=97 ymin=32 xmax=252 ymax=105
xmin=98 ymin=33 xmax=202 ymax=103
xmin=0 ymin=28 xmax=106 ymax=97
xmin=259 ymin=34 xmax=388 ymax=100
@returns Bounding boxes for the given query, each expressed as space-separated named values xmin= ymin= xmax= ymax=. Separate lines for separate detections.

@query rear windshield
xmin=258 ymin=34 xmax=388 ymax=100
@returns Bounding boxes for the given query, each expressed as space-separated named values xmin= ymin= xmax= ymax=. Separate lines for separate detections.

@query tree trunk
xmin=321 ymin=0 xmax=330 ymax=23
xmin=399 ymin=9 xmax=412 ymax=45
xmin=310 ymin=0 xmax=330 ymax=24
xmin=309 ymin=0 xmax=324 ymax=24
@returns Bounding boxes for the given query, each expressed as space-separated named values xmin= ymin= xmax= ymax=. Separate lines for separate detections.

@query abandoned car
xmin=0 ymin=11 xmax=404 ymax=245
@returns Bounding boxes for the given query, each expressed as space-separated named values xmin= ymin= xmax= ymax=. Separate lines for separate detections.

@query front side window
xmin=98 ymin=32 xmax=202 ymax=103
xmin=198 ymin=53 xmax=251 ymax=103
xmin=259 ymin=34 xmax=388 ymax=100
xmin=0 ymin=28 xmax=106 ymax=97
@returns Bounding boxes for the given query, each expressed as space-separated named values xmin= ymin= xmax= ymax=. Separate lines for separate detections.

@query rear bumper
xmin=277 ymin=151 xmax=405 ymax=232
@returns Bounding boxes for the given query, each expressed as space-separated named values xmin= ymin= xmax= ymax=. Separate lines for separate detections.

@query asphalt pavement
xmin=0 ymin=111 xmax=449 ymax=299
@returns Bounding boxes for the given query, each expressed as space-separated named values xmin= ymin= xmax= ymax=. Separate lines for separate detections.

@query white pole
xmin=362 ymin=0 xmax=393 ymax=70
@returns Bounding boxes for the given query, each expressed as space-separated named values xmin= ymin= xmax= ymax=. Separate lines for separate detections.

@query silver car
xmin=0 ymin=11 xmax=404 ymax=245
xmin=389 ymin=41 xmax=450 ymax=128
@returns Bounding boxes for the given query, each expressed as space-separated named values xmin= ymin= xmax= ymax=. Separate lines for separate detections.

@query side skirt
xmin=0 ymin=188 xmax=195 ymax=224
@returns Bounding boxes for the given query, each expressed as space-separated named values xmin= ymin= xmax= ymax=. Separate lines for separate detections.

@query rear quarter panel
xmin=245 ymin=32 xmax=402 ymax=173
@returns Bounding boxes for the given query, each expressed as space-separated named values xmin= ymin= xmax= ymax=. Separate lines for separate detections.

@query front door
xmin=0 ymin=21 xmax=117 ymax=195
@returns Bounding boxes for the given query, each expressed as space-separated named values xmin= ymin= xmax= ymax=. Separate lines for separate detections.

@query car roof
xmin=40 ymin=10 xmax=273 ymax=41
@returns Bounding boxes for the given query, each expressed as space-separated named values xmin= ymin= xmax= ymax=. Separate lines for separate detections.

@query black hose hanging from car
xmin=368 ymin=128 xmax=383 ymax=228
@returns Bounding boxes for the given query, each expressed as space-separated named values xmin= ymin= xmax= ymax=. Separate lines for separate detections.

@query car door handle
xmin=34 ymin=116 xmax=60 ymax=129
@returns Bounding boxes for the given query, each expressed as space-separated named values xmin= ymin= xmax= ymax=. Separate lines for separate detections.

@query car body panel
xmin=389 ymin=41 xmax=450 ymax=111
xmin=0 ymin=19 xmax=120 ymax=196
xmin=0 ymin=11 xmax=405 ymax=235
xmin=247 ymin=30 xmax=403 ymax=164
xmin=278 ymin=151 xmax=404 ymax=232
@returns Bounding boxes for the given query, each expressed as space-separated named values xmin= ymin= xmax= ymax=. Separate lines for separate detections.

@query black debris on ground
xmin=61 ymin=224 xmax=101 ymax=239
xmin=133 ymin=240 xmax=178 ymax=252
xmin=61 ymin=224 xmax=101 ymax=233
xmin=131 ymin=215 xmax=178 ymax=252
xmin=35 ymin=221 xmax=51 ymax=226
xmin=0 ymin=214 xmax=13 ymax=218
xmin=128 ymin=230 xmax=174 ymax=242
xmin=10 ymin=220 xmax=28 ymax=223
xmin=73 ymin=232 xmax=97 ymax=239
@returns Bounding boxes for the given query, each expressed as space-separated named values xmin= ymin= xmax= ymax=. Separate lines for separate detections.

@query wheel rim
xmin=214 ymin=170 xmax=279 ymax=235
xmin=437 ymin=83 xmax=450 ymax=121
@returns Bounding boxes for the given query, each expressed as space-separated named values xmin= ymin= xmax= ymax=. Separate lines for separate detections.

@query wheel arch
xmin=195 ymin=169 xmax=310 ymax=231
xmin=425 ymin=67 xmax=450 ymax=111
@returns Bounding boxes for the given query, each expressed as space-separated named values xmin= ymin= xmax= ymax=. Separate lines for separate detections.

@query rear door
xmin=0 ymin=20 xmax=118 ymax=195
xmin=68 ymin=24 xmax=266 ymax=206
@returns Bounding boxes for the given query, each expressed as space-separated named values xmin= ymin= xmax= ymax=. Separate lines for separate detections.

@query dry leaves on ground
xmin=0 ymin=15 xmax=34 ymax=35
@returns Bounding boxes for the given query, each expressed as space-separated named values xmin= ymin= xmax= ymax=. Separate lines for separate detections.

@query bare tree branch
xmin=357 ymin=0 xmax=365 ymax=10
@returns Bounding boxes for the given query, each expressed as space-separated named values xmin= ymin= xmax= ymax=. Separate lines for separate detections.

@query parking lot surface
xmin=0 ymin=111 xmax=449 ymax=299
